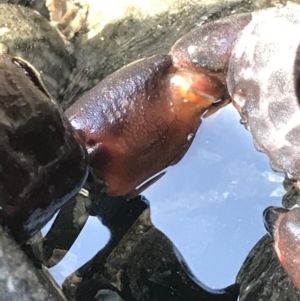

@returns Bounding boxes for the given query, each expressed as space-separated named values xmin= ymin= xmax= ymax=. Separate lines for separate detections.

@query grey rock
xmin=0 ymin=3 xmax=74 ymax=100
xmin=0 ymin=225 xmax=66 ymax=301
xmin=0 ymin=0 xmax=49 ymax=18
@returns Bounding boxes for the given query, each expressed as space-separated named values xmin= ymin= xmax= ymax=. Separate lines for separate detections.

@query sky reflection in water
xmin=48 ymin=104 xmax=283 ymax=288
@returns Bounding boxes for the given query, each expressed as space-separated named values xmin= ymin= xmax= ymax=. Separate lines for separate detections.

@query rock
xmin=0 ymin=224 xmax=66 ymax=301
xmin=0 ymin=54 xmax=87 ymax=241
xmin=0 ymin=0 xmax=49 ymax=18
xmin=237 ymin=234 xmax=300 ymax=300
xmin=63 ymin=191 xmax=239 ymax=301
xmin=46 ymin=0 xmax=88 ymax=39
xmin=0 ymin=3 xmax=74 ymax=100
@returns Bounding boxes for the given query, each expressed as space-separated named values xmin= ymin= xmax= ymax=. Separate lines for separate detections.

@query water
xmin=48 ymin=104 xmax=283 ymax=289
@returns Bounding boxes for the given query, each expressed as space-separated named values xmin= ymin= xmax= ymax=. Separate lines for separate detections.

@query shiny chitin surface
xmin=228 ymin=4 xmax=300 ymax=181
xmin=171 ymin=3 xmax=300 ymax=183
xmin=66 ymin=54 xmax=223 ymax=196
xmin=0 ymin=54 xmax=88 ymax=241
xmin=264 ymin=206 xmax=300 ymax=290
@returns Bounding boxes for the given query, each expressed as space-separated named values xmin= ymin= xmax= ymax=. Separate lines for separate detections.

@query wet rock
xmin=0 ymin=3 xmax=74 ymax=100
xmin=124 ymin=227 xmax=239 ymax=301
xmin=0 ymin=224 xmax=66 ymax=301
xmin=237 ymin=234 xmax=300 ymax=300
xmin=0 ymin=53 xmax=87 ymax=241
xmin=62 ymin=190 xmax=239 ymax=301
xmin=25 ymin=191 xmax=91 ymax=268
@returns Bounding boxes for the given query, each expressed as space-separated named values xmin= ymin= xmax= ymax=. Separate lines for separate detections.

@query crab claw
xmin=169 ymin=62 xmax=226 ymax=108
xmin=66 ymin=54 xmax=226 ymax=197
xmin=170 ymin=14 xmax=251 ymax=78
xmin=263 ymin=206 xmax=300 ymax=289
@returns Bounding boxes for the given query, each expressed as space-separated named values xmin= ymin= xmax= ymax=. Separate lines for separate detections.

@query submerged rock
xmin=63 ymin=191 xmax=239 ymax=301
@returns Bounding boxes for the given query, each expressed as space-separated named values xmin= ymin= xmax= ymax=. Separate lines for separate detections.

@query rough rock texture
xmin=0 ymin=0 xmax=49 ymax=18
xmin=0 ymin=224 xmax=66 ymax=301
xmin=237 ymin=234 xmax=300 ymax=301
xmin=0 ymin=3 xmax=73 ymax=99
xmin=62 ymin=191 xmax=239 ymax=301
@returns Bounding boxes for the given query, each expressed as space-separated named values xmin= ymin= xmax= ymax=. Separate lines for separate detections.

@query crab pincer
xmin=173 ymin=3 xmax=300 ymax=180
xmin=66 ymin=54 xmax=226 ymax=197
xmin=264 ymin=206 xmax=300 ymax=290
xmin=169 ymin=2 xmax=300 ymax=292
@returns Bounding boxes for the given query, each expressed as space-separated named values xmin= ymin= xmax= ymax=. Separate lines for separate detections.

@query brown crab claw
xmin=168 ymin=66 xmax=226 ymax=109
xmin=169 ymin=13 xmax=251 ymax=74
xmin=66 ymin=54 xmax=227 ymax=197
xmin=263 ymin=206 xmax=300 ymax=290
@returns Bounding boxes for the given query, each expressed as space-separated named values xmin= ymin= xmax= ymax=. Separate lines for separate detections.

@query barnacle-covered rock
xmin=0 ymin=3 xmax=74 ymax=100
xmin=0 ymin=54 xmax=87 ymax=241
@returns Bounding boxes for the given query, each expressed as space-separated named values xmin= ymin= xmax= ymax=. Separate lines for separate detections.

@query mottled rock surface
xmin=0 ymin=225 xmax=66 ymax=301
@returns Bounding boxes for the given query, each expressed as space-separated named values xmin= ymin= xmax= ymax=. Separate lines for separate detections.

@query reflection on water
xmin=145 ymin=104 xmax=283 ymax=288
xmin=47 ymin=104 xmax=283 ymax=292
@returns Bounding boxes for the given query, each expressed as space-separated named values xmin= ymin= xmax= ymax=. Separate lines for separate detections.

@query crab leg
xmin=171 ymin=7 xmax=300 ymax=290
xmin=64 ymin=12 xmax=255 ymax=199
xmin=66 ymin=54 xmax=226 ymax=197
xmin=169 ymin=13 xmax=251 ymax=89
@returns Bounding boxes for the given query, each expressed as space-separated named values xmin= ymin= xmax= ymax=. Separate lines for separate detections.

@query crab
xmin=2 ymin=1 xmax=300 ymax=299
xmin=65 ymin=2 xmax=300 ymax=292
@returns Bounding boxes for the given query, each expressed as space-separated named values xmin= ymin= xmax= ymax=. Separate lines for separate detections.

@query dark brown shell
xmin=0 ymin=54 xmax=87 ymax=241
xmin=66 ymin=54 xmax=210 ymax=197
